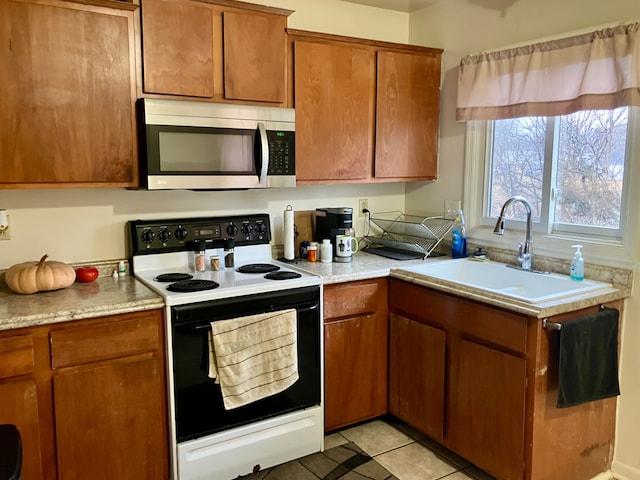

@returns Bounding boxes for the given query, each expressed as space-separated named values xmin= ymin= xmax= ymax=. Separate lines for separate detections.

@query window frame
xmin=462 ymin=107 xmax=639 ymax=267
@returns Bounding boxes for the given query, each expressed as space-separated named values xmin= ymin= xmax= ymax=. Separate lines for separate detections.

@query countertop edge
xmin=1 ymin=298 xmax=166 ymax=331
xmin=321 ymin=268 xmax=393 ymax=285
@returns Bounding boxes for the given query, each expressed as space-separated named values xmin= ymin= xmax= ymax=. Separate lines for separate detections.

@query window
xmin=484 ymin=107 xmax=633 ymax=240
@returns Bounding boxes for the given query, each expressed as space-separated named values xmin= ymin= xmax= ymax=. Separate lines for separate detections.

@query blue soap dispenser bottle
xmin=451 ymin=209 xmax=467 ymax=258
xmin=570 ymin=244 xmax=584 ymax=281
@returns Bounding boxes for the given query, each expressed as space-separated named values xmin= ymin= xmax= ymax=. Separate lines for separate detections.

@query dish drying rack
xmin=364 ymin=211 xmax=455 ymax=259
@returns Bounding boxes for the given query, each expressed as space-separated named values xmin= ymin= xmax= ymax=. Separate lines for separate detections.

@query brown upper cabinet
xmin=0 ymin=0 xmax=138 ymax=189
xmin=375 ymin=50 xmax=441 ymax=179
xmin=289 ymin=30 xmax=443 ymax=184
xmin=140 ymin=0 xmax=291 ymax=105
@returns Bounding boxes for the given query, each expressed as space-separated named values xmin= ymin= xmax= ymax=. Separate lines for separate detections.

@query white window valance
xmin=456 ymin=22 xmax=640 ymax=121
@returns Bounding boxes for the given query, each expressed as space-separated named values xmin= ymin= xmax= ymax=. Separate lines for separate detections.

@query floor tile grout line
xmin=369 ymin=438 xmax=419 ymax=459
xmin=296 ymin=459 xmax=323 ymax=479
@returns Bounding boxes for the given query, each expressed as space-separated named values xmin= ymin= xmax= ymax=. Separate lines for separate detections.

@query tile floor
xmin=239 ymin=417 xmax=496 ymax=480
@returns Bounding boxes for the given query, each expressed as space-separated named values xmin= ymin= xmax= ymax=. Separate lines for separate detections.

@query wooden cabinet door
xmin=53 ymin=357 xmax=168 ymax=480
xmin=0 ymin=0 xmax=137 ymax=187
xmin=324 ymin=313 xmax=388 ymax=431
xmin=375 ymin=50 xmax=441 ymax=180
xmin=223 ymin=10 xmax=286 ymax=103
xmin=449 ymin=338 xmax=526 ymax=480
xmin=0 ymin=379 xmax=43 ymax=479
xmin=141 ymin=0 xmax=214 ymax=97
xmin=388 ymin=313 xmax=446 ymax=441
xmin=294 ymin=40 xmax=375 ymax=182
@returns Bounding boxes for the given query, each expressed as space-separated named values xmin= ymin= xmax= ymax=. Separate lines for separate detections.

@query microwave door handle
xmin=257 ymin=122 xmax=269 ymax=187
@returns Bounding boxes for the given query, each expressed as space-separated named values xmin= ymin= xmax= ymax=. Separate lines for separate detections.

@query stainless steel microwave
xmin=138 ymin=98 xmax=295 ymax=190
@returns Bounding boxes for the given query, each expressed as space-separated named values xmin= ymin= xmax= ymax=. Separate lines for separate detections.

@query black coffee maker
xmin=315 ymin=207 xmax=354 ymax=252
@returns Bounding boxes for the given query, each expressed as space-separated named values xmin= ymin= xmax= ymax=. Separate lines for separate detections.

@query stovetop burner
xmin=264 ymin=271 xmax=303 ymax=280
xmin=155 ymin=273 xmax=194 ymax=282
xmin=167 ymin=279 xmax=220 ymax=292
xmin=237 ymin=263 xmax=281 ymax=274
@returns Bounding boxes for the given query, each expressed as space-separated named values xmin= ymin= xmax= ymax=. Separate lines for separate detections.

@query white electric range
xmin=128 ymin=214 xmax=323 ymax=480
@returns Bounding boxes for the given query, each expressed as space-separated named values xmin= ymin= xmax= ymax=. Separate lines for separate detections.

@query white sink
xmin=396 ymin=258 xmax=612 ymax=304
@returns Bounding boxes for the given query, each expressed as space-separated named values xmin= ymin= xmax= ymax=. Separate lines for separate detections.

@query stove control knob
xmin=175 ymin=226 xmax=188 ymax=241
xmin=158 ymin=227 xmax=171 ymax=244
xmin=226 ymin=224 xmax=238 ymax=236
xmin=241 ymin=223 xmax=253 ymax=235
xmin=255 ymin=223 xmax=267 ymax=235
xmin=141 ymin=229 xmax=155 ymax=244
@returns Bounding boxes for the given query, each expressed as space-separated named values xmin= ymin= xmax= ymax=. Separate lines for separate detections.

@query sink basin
xmin=396 ymin=258 xmax=612 ymax=304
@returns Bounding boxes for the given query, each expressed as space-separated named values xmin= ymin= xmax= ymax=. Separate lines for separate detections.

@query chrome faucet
xmin=493 ymin=196 xmax=533 ymax=271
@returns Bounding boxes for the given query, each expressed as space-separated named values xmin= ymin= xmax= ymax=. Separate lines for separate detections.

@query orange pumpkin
xmin=5 ymin=254 xmax=76 ymax=294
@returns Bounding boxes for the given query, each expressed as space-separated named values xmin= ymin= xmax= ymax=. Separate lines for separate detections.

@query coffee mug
xmin=335 ymin=234 xmax=359 ymax=259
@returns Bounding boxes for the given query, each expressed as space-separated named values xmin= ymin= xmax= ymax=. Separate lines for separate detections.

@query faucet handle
xmin=517 ymin=243 xmax=532 ymax=270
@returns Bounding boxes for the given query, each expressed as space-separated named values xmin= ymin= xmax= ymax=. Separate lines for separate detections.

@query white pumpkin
xmin=5 ymin=254 xmax=76 ymax=294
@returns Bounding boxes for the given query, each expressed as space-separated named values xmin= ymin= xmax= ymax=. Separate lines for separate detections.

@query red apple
xmin=75 ymin=266 xmax=99 ymax=283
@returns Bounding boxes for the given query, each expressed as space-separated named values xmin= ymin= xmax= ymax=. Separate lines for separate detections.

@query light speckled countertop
xmin=0 ymin=275 xmax=164 ymax=332
xmin=292 ymin=250 xmax=428 ymax=284
xmin=0 ymin=249 xmax=632 ymax=332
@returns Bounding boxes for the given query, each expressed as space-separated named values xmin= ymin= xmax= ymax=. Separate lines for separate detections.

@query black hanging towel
xmin=557 ymin=307 xmax=621 ymax=408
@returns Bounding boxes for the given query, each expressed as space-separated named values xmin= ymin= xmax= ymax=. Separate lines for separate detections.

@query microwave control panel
xmin=267 ymin=130 xmax=295 ymax=175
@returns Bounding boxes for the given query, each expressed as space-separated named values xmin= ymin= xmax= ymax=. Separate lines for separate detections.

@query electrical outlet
xmin=0 ymin=215 xmax=10 ymax=241
xmin=444 ymin=199 xmax=461 ymax=219
xmin=358 ymin=199 xmax=369 ymax=217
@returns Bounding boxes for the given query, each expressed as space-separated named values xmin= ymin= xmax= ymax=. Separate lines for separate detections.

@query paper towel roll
xmin=284 ymin=205 xmax=295 ymax=260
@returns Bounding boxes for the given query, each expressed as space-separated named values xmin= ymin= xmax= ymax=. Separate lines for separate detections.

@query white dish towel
xmin=208 ymin=308 xmax=299 ymax=410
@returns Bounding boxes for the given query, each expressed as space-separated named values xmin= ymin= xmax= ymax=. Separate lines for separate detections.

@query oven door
xmin=170 ymin=286 xmax=321 ymax=443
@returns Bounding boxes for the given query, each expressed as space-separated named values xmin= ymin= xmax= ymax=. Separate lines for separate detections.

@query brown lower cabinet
xmin=323 ymin=278 xmax=389 ymax=431
xmin=388 ymin=314 xmax=445 ymax=441
xmin=0 ymin=309 xmax=168 ymax=480
xmin=389 ymin=278 xmax=620 ymax=480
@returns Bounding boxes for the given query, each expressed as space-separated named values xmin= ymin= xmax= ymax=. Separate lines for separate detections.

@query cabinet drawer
xmin=50 ymin=313 xmax=162 ymax=369
xmin=390 ymin=279 xmax=527 ymax=354
xmin=324 ymin=279 xmax=384 ymax=320
xmin=0 ymin=334 xmax=35 ymax=378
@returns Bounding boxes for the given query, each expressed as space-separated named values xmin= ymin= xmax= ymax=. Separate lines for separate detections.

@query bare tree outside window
xmin=488 ymin=108 xmax=628 ymax=234
xmin=490 ymin=117 xmax=546 ymax=223
xmin=556 ymin=109 xmax=627 ymax=229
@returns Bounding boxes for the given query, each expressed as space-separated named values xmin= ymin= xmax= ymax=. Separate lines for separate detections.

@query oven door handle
xmin=186 ymin=302 xmax=320 ymax=333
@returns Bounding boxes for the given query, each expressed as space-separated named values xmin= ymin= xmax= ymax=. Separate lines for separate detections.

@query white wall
xmin=406 ymin=1 xmax=640 ymax=478
xmin=268 ymin=0 xmax=409 ymax=42
xmin=0 ymin=185 xmax=405 ymax=265
xmin=0 ymin=0 xmax=410 ymax=267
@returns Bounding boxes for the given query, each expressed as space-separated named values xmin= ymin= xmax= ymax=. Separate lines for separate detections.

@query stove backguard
xmin=128 ymin=214 xmax=272 ymax=260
